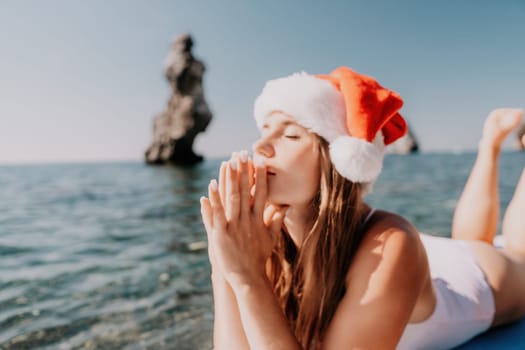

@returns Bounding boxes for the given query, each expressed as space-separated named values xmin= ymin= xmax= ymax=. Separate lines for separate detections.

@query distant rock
xmin=145 ymin=33 xmax=212 ymax=165
xmin=390 ymin=124 xmax=419 ymax=155
xmin=516 ymin=124 xmax=525 ymax=151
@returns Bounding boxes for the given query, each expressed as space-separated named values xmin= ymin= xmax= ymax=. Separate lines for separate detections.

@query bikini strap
xmin=363 ymin=208 xmax=376 ymax=226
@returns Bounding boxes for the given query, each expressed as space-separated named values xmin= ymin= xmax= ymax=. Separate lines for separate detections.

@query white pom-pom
xmin=329 ymin=135 xmax=385 ymax=183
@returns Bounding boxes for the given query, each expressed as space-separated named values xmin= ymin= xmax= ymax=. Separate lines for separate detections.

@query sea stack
xmin=145 ymin=33 xmax=212 ymax=165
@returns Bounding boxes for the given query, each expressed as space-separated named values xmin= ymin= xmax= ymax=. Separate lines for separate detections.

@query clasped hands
xmin=200 ymin=151 xmax=287 ymax=288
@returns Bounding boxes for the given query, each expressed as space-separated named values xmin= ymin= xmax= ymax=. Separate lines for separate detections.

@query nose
xmin=252 ymin=136 xmax=274 ymax=158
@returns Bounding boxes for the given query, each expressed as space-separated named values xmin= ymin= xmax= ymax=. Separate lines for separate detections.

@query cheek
xmin=269 ymin=145 xmax=320 ymax=204
xmin=295 ymin=153 xmax=320 ymax=196
xmin=299 ymin=145 xmax=320 ymax=195
xmin=293 ymin=142 xmax=320 ymax=178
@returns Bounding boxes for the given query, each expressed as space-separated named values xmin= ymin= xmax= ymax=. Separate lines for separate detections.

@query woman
xmin=200 ymin=66 xmax=525 ymax=349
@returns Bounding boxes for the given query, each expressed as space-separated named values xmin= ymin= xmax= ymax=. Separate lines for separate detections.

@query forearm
xmin=232 ymin=276 xmax=302 ymax=350
xmin=211 ymin=273 xmax=250 ymax=350
xmin=452 ymin=142 xmax=499 ymax=241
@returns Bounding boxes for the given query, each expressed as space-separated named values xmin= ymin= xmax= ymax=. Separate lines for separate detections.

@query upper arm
xmin=323 ymin=222 xmax=426 ymax=350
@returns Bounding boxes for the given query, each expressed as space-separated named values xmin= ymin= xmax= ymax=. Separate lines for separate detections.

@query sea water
xmin=0 ymin=152 xmax=523 ymax=349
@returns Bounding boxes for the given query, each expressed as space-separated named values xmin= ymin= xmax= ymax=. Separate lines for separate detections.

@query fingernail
xmin=210 ymin=179 xmax=218 ymax=191
xmin=230 ymin=158 xmax=238 ymax=170
xmin=254 ymin=156 xmax=265 ymax=168
xmin=240 ymin=150 xmax=248 ymax=163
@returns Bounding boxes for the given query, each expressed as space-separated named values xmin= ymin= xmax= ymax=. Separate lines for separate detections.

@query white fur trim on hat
xmin=254 ymin=72 xmax=347 ymax=142
xmin=329 ymin=132 xmax=385 ymax=184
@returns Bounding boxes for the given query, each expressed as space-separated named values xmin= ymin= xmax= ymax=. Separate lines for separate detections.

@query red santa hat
xmin=254 ymin=66 xmax=407 ymax=189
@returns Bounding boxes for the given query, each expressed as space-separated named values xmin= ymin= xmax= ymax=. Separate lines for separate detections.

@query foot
xmin=481 ymin=108 xmax=524 ymax=151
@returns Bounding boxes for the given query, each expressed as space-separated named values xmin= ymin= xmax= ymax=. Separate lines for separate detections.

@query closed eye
xmin=285 ymin=135 xmax=300 ymax=139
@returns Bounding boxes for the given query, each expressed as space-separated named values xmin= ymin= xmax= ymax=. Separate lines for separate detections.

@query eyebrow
xmin=265 ymin=111 xmax=298 ymax=126
xmin=262 ymin=119 xmax=298 ymax=128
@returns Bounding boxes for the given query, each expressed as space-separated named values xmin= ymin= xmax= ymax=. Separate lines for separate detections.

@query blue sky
xmin=1 ymin=0 xmax=524 ymax=163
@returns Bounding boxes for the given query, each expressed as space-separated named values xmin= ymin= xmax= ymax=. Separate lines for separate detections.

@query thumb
xmin=269 ymin=207 xmax=287 ymax=244
xmin=263 ymin=203 xmax=278 ymax=226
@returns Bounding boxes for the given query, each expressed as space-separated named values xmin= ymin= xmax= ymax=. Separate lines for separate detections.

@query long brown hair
xmin=268 ymin=137 xmax=369 ymax=349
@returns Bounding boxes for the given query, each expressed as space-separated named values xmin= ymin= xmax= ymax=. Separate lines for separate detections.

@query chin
xmin=267 ymin=197 xmax=288 ymax=207
xmin=266 ymin=191 xmax=290 ymax=207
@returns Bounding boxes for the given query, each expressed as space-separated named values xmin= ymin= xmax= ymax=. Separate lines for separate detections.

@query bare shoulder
xmin=365 ymin=209 xmax=420 ymax=242
xmin=346 ymin=209 xmax=424 ymax=284
xmin=323 ymin=210 xmax=429 ymax=348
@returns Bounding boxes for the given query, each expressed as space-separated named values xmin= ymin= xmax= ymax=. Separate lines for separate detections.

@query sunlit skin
xmin=252 ymin=111 xmax=321 ymax=247
xmin=200 ymin=108 xmax=525 ymax=349
xmin=200 ymin=111 xmax=430 ymax=349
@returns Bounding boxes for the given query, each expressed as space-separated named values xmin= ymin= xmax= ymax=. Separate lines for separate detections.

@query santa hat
xmin=254 ymin=66 xmax=407 ymax=189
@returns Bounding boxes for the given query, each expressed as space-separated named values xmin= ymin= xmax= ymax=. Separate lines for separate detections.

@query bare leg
xmin=468 ymin=239 xmax=525 ymax=326
xmin=469 ymin=164 xmax=525 ymax=326
xmin=452 ymin=109 xmax=524 ymax=243
xmin=502 ymin=167 xmax=525 ymax=256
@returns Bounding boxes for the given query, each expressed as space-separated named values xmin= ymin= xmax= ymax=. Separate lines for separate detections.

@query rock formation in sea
xmin=516 ymin=124 xmax=525 ymax=151
xmin=390 ymin=123 xmax=419 ymax=154
xmin=145 ymin=33 xmax=212 ymax=165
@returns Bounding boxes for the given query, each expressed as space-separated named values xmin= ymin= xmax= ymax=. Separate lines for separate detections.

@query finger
xmin=247 ymin=157 xmax=255 ymax=207
xmin=208 ymin=179 xmax=227 ymax=229
xmin=228 ymin=155 xmax=241 ymax=220
xmin=269 ymin=209 xmax=286 ymax=244
xmin=249 ymin=158 xmax=255 ymax=187
xmin=263 ymin=204 xmax=279 ymax=227
xmin=219 ymin=161 xmax=228 ymax=209
xmin=239 ymin=150 xmax=251 ymax=219
xmin=253 ymin=156 xmax=267 ymax=220
xmin=200 ymin=196 xmax=213 ymax=235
